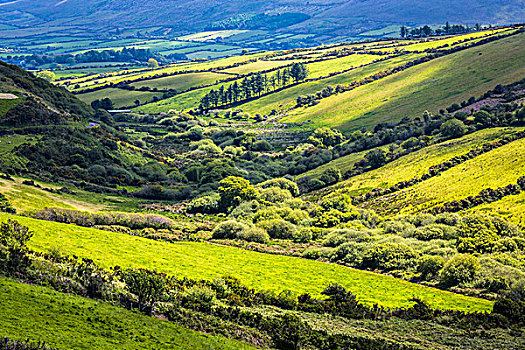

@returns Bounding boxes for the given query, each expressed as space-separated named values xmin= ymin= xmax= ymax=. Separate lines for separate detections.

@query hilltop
xmin=1 ymin=0 xmax=524 ymax=39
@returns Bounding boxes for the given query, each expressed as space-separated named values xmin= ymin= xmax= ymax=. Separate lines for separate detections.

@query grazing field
xmin=0 ymin=278 xmax=255 ymax=350
xmin=238 ymin=53 xmax=424 ymax=116
xmin=130 ymin=72 xmax=226 ymax=91
xmin=0 ymin=213 xmax=493 ymax=312
xmin=77 ymin=88 xmax=163 ymax=108
xmin=283 ymin=32 xmax=525 ymax=131
xmin=373 ymin=136 xmax=525 ymax=215
xmin=0 ymin=96 xmax=20 ymax=116
xmin=323 ymin=128 xmax=523 ymax=197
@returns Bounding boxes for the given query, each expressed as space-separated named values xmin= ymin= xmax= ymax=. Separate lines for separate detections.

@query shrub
xmin=292 ymin=227 xmax=313 ymax=243
xmin=229 ymin=200 xmax=260 ymax=219
xmin=280 ymin=208 xmax=309 ymax=225
xmin=411 ymin=224 xmax=458 ymax=240
xmin=301 ymin=247 xmax=332 ymax=260
xmin=212 ymin=220 xmax=248 ymax=239
xmin=0 ymin=219 xmax=33 ymax=273
xmin=0 ymin=193 xmax=15 ymax=214
xmin=183 ymin=285 xmax=216 ymax=312
xmin=361 ymin=243 xmax=419 ymax=271
xmin=218 ymin=176 xmax=258 ymax=211
xmin=258 ymin=178 xmax=300 ymax=197
xmin=440 ymin=254 xmax=480 ymax=287
xmin=319 ymin=167 xmax=341 ymax=185
xmin=186 ymin=194 xmax=220 ymax=214
xmin=330 ymin=242 xmax=366 ymax=266
xmin=440 ymin=118 xmax=467 ymax=138
xmin=238 ymin=226 xmax=270 ymax=244
xmin=417 ymin=255 xmax=445 ymax=280
xmin=320 ymin=194 xmax=355 ymax=212
xmin=259 ymin=187 xmax=293 ymax=203
xmin=252 ymin=207 xmax=281 ymax=223
xmin=257 ymin=219 xmax=296 ymax=239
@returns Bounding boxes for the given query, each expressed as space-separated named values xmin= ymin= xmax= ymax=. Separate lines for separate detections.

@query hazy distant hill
xmin=1 ymin=0 xmax=524 ymax=35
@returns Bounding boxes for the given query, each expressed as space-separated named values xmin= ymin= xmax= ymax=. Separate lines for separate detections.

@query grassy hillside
xmin=77 ymin=88 xmax=163 ymax=109
xmin=323 ymin=128 xmax=523 ymax=196
xmin=0 ymin=277 xmax=255 ymax=350
xmin=371 ymin=135 xmax=525 ymax=215
xmin=317 ymin=127 xmax=525 ymax=223
xmin=283 ymin=32 xmax=525 ymax=131
xmin=0 ymin=213 xmax=492 ymax=312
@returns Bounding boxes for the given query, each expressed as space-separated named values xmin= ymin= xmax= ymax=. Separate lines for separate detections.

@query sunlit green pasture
xmin=284 ymin=32 xmax=525 ymax=132
xmin=0 ymin=278 xmax=255 ymax=350
xmin=0 ymin=213 xmax=492 ymax=312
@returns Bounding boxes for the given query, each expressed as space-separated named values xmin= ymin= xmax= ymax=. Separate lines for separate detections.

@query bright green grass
xmin=222 ymin=60 xmax=294 ymax=74
xmin=473 ymin=191 xmax=525 ymax=229
xmin=305 ymin=54 xmax=380 ymax=79
xmin=77 ymin=88 xmax=163 ymax=108
xmin=284 ymin=32 xmax=525 ymax=132
xmin=321 ymin=128 xmax=522 ymax=198
xmin=0 ymin=213 xmax=492 ymax=312
xmin=365 ymin=135 xmax=525 ymax=216
xmin=238 ymin=53 xmax=424 ymax=115
xmin=130 ymin=72 xmax=225 ymax=91
xmin=0 ymin=277 xmax=255 ymax=350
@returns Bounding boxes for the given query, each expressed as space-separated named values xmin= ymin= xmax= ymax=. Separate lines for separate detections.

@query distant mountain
xmin=0 ymin=0 xmax=524 ymax=35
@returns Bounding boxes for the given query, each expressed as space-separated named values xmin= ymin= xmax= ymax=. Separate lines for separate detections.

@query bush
xmin=411 ymin=224 xmax=458 ymax=240
xmin=258 ymin=178 xmax=300 ymax=197
xmin=257 ymin=219 xmax=296 ymax=239
xmin=212 ymin=220 xmax=248 ymax=239
xmin=292 ymin=227 xmax=313 ymax=243
xmin=228 ymin=200 xmax=260 ymax=219
xmin=361 ymin=243 xmax=419 ymax=271
xmin=417 ymin=255 xmax=445 ymax=280
xmin=186 ymin=194 xmax=220 ymax=214
xmin=440 ymin=254 xmax=480 ymax=287
xmin=301 ymin=247 xmax=332 ymax=260
xmin=440 ymin=118 xmax=467 ymax=138
xmin=218 ymin=176 xmax=259 ymax=211
xmin=259 ymin=187 xmax=293 ymax=203
xmin=319 ymin=167 xmax=341 ymax=185
xmin=183 ymin=285 xmax=216 ymax=312
xmin=237 ymin=226 xmax=270 ymax=244
xmin=330 ymin=242 xmax=366 ymax=266
xmin=0 ymin=193 xmax=16 ymax=214
xmin=320 ymin=194 xmax=355 ymax=213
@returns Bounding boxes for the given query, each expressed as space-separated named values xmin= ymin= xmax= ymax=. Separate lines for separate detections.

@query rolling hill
xmin=0 ymin=0 xmax=524 ymax=38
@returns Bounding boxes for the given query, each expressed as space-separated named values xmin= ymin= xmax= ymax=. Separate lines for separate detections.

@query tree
xmin=218 ymin=176 xmax=258 ymax=211
xmin=290 ymin=63 xmax=308 ymax=83
xmin=440 ymin=118 xmax=467 ymax=138
xmin=120 ymin=268 xmax=167 ymax=313
xmin=91 ymin=98 xmax=114 ymax=110
xmin=400 ymin=26 xmax=408 ymax=38
xmin=0 ymin=219 xmax=33 ymax=273
xmin=36 ymin=70 xmax=56 ymax=82
xmin=147 ymin=58 xmax=159 ymax=68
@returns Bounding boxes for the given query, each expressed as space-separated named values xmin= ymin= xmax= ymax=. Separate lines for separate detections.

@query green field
xmin=376 ymin=135 xmax=525 ymax=215
xmin=130 ymin=72 xmax=226 ymax=91
xmin=323 ymin=128 xmax=521 ymax=196
xmin=237 ymin=53 xmax=424 ymax=116
xmin=78 ymin=88 xmax=163 ymax=108
xmin=0 ymin=213 xmax=492 ymax=312
xmin=0 ymin=277 xmax=255 ymax=350
xmin=283 ymin=32 xmax=525 ymax=131
xmin=0 ymin=96 xmax=20 ymax=116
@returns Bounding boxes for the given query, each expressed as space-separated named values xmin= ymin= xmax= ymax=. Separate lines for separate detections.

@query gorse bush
xmin=440 ymin=254 xmax=480 ymax=287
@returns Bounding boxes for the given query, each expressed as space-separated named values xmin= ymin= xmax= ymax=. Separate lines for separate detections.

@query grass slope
xmin=321 ymin=128 xmax=522 ymax=197
xmin=0 ymin=213 xmax=492 ymax=312
xmin=0 ymin=277 xmax=255 ymax=350
xmin=130 ymin=72 xmax=226 ymax=90
xmin=77 ymin=88 xmax=163 ymax=109
xmin=283 ymin=32 xmax=525 ymax=131
xmin=373 ymin=134 xmax=525 ymax=215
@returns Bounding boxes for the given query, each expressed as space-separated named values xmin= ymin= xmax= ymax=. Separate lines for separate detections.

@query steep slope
xmin=0 ymin=60 xmax=93 ymax=125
